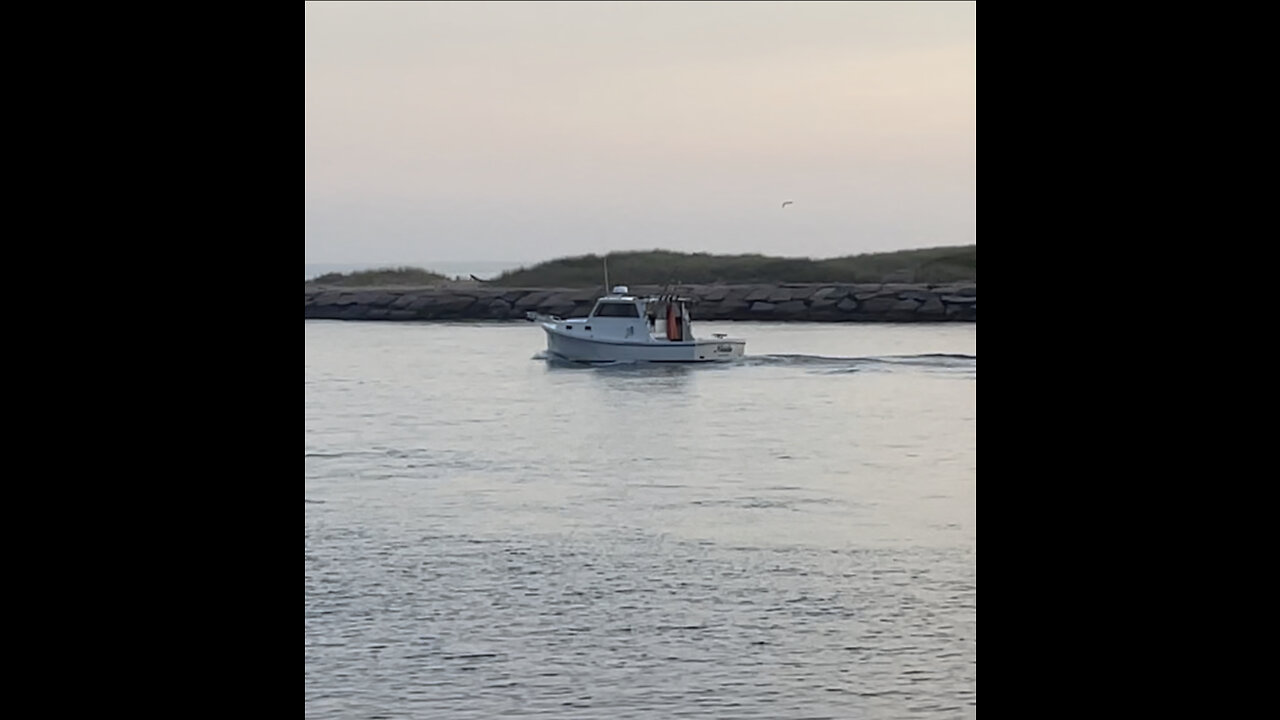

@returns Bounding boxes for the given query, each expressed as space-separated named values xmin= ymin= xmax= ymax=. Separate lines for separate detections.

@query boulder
xmin=917 ymin=296 xmax=946 ymax=316
xmin=810 ymin=286 xmax=851 ymax=301
xmin=353 ymin=291 xmax=396 ymax=307
xmin=485 ymin=298 xmax=514 ymax=318
xmin=304 ymin=282 xmax=974 ymax=323
xmin=854 ymin=285 xmax=886 ymax=301
xmin=859 ymin=296 xmax=897 ymax=314
xmin=807 ymin=299 xmax=846 ymax=320
xmin=702 ymin=286 xmax=731 ymax=302
xmin=514 ymin=292 xmax=553 ymax=309
xmin=540 ymin=292 xmax=578 ymax=308
xmin=713 ymin=299 xmax=750 ymax=317
xmin=774 ymin=299 xmax=808 ymax=317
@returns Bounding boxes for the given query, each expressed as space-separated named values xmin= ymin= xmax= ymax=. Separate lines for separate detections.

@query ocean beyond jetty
xmin=304 ymin=282 xmax=976 ymax=323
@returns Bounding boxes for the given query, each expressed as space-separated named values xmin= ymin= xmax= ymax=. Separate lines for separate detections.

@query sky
xmin=305 ymin=1 xmax=975 ymax=266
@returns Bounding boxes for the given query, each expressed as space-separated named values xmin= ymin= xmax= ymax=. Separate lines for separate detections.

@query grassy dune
xmin=308 ymin=267 xmax=450 ymax=287
xmin=493 ymin=246 xmax=975 ymax=286
xmin=306 ymin=246 xmax=976 ymax=287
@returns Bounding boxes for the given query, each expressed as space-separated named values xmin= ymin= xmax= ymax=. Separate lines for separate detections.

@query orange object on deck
xmin=666 ymin=302 xmax=681 ymax=341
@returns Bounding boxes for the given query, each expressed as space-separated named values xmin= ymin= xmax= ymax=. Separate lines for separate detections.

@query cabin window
xmin=593 ymin=303 xmax=639 ymax=318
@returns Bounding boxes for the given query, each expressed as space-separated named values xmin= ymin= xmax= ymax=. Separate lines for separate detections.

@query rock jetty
xmin=304 ymin=283 xmax=976 ymax=322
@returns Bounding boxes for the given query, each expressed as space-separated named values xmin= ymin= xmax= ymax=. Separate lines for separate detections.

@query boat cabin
xmin=557 ymin=286 xmax=695 ymax=342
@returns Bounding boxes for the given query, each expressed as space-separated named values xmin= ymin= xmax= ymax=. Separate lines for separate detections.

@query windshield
xmin=593 ymin=302 xmax=640 ymax=318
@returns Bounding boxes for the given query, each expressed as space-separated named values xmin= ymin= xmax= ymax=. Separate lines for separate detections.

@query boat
xmin=527 ymin=286 xmax=746 ymax=363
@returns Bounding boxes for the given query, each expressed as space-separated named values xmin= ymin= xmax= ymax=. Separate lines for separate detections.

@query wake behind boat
xmin=527 ymin=286 xmax=746 ymax=363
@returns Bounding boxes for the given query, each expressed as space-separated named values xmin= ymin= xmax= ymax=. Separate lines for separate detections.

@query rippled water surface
xmin=305 ymin=320 xmax=976 ymax=719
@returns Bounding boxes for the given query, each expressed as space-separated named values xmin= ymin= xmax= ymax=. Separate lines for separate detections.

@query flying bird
xmin=781 ymin=200 xmax=794 ymax=208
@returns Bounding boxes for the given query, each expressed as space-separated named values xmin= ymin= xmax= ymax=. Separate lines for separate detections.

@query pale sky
xmin=305 ymin=1 xmax=975 ymax=265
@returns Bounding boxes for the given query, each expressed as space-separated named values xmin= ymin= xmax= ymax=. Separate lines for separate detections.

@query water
xmin=305 ymin=320 xmax=976 ymax=719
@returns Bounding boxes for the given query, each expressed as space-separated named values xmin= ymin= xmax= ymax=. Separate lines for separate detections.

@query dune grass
xmin=305 ymin=246 xmax=976 ymax=288
xmin=308 ymin=266 xmax=451 ymax=286
xmin=491 ymin=246 xmax=976 ymax=286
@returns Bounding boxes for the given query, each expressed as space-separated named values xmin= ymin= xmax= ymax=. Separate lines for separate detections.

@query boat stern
xmin=705 ymin=338 xmax=746 ymax=361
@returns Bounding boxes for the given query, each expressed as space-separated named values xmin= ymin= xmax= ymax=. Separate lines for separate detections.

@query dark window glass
xmin=594 ymin=303 xmax=639 ymax=318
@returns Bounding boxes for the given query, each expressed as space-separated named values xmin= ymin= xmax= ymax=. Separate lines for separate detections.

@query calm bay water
xmin=305 ymin=320 xmax=976 ymax=719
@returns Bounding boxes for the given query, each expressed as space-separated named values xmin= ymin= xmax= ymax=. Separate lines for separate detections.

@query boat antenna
xmin=603 ymin=254 xmax=610 ymax=294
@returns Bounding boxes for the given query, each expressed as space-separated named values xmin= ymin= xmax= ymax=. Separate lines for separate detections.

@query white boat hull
xmin=543 ymin=324 xmax=745 ymax=363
